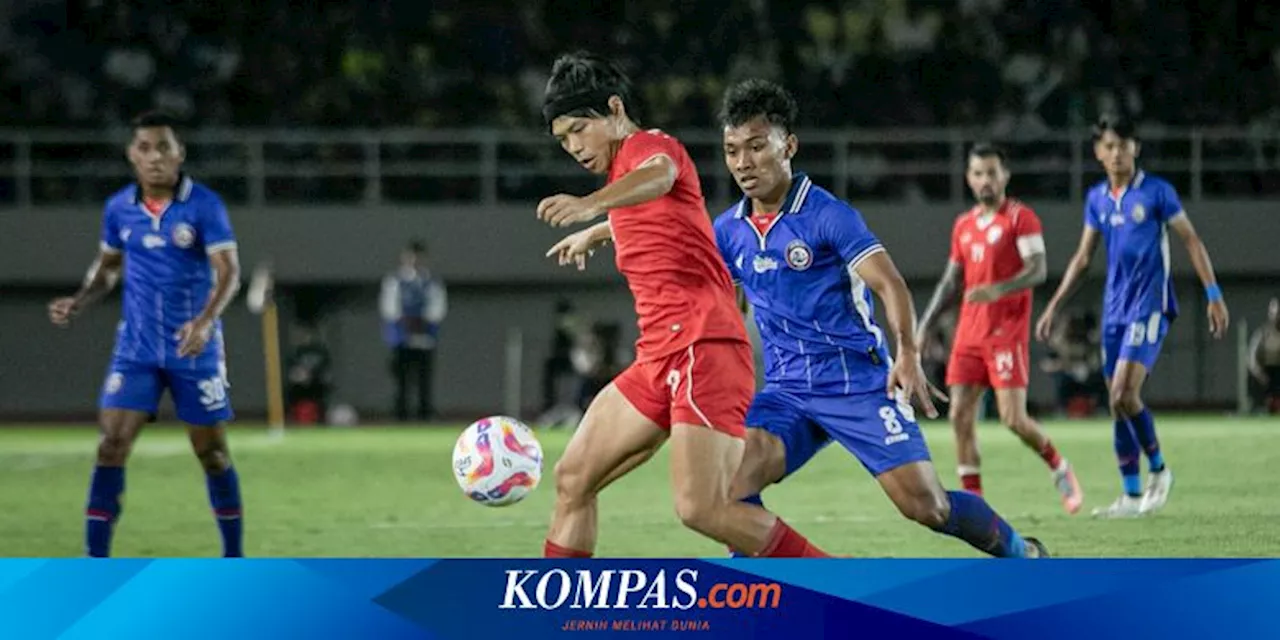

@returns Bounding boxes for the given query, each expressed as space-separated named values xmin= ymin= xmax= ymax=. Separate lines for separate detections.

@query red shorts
xmin=946 ymin=341 xmax=1030 ymax=389
xmin=613 ymin=339 xmax=753 ymax=437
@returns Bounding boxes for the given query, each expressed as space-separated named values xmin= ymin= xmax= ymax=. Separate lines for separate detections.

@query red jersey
xmin=950 ymin=198 xmax=1044 ymax=348
xmin=606 ymin=130 xmax=748 ymax=361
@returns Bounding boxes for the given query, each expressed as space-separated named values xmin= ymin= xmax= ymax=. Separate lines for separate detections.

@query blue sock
xmin=730 ymin=495 xmax=765 ymax=557
xmin=1129 ymin=408 xmax=1165 ymax=472
xmin=937 ymin=491 xmax=1028 ymax=558
xmin=1114 ymin=418 xmax=1142 ymax=496
xmin=85 ymin=466 xmax=125 ymax=558
xmin=206 ymin=466 xmax=243 ymax=557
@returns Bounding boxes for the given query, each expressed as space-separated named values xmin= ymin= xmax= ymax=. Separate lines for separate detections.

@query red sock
xmin=960 ymin=471 xmax=983 ymax=496
xmin=1039 ymin=441 xmax=1063 ymax=470
xmin=544 ymin=539 xmax=593 ymax=558
xmin=758 ymin=519 xmax=830 ymax=558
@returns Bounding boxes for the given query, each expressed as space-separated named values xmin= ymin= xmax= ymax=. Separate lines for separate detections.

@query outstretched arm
xmin=1168 ymin=213 xmax=1229 ymax=339
xmin=1035 ymin=226 xmax=1099 ymax=341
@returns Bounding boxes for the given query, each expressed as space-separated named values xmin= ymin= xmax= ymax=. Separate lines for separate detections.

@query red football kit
xmin=605 ymin=130 xmax=753 ymax=435
xmin=946 ymin=198 xmax=1044 ymax=389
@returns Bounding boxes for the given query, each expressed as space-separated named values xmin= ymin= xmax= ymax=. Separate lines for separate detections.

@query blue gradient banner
xmin=0 ymin=559 xmax=1275 ymax=639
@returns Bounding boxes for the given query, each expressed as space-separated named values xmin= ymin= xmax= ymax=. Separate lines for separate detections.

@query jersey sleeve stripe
xmin=100 ymin=241 xmax=121 ymax=254
xmin=847 ymin=244 xmax=886 ymax=270
xmin=206 ymin=241 xmax=238 ymax=255
xmin=1016 ymin=234 xmax=1045 ymax=258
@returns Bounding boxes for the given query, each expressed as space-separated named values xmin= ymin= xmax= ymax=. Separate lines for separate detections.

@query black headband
xmin=542 ymin=88 xmax=616 ymax=127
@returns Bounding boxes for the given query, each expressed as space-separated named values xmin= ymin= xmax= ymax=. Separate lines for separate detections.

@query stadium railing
xmin=0 ymin=127 xmax=1276 ymax=207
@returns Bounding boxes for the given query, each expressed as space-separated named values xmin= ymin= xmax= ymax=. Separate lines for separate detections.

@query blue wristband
xmin=1205 ymin=284 xmax=1223 ymax=303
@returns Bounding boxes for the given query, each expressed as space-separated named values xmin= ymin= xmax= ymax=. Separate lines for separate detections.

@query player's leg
xmin=1113 ymin=314 xmax=1172 ymax=514
xmin=946 ymin=347 xmax=989 ymax=495
xmin=811 ymin=392 xmax=1047 ymax=558
xmin=726 ymin=391 xmax=831 ymax=556
xmin=1093 ymin=323 xmax=1147 ymax=518
xmin=170 ymin=367 xmax=242 ymax=557
xmin=89 ymin=363 xmax=161 ymax=557
xmin=392 ymin=347 xmax=410 ymax=422
xmin=993 ymin=387 xmax=1082 ymax=513
xmin=988 ymin=341 xmax=1083 ymax=513
xmin=668 ymin=342 xmax=829 ymax=557
xmin=948 ymin=384 xmax=985 ymax=495
xmin=545 ymin=376 xmax=668 ymax=557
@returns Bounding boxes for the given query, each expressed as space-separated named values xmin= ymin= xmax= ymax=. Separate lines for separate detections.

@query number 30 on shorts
xmin=198 ymin=377 xmax=227 ymax=407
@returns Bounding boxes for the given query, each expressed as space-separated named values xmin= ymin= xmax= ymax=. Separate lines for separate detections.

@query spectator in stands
xmin=380 ymin=239 xmax=447 ymax=422
xmin=1248 ymin=297 xmax=1280 ymax=414
xmin=285 ymin=324 xmax=333 ymax=425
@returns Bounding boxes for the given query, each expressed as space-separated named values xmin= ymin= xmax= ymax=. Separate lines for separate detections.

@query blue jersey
xmin=99 ymin=175 xmax=236 ymax=369
xmin=714 ymin=173 xmax=889 ymax=395
xmin=1084 ymin=170 xmax=1183 ymax=326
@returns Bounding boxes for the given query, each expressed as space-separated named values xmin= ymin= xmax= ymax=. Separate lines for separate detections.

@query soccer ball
xmin=452 ymin=416 xmax=544 ymax=507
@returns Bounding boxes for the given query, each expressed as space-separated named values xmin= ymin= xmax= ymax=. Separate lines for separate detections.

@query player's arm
xmin=857 ymin=251 xmax=940 ymax=418
xmin=915 ymin=259 xmax=961 ymax=346
xmin=1035 ymin=225 xmax=1100 ymax=341
xmin=197 ymin=249 xmax=242 ymax=325
xmin=1168 ymin=212 xmax=1229 ymax=338
xmin=49 ymin=249 xmax=124 ymax=326
xmin=966 ymin=245 xmax=1047 ymax=303
xmin=537 ymin=154 xmax=677 ymax=227
xmin=547 ymin=220 xmax=613 ymax=270
xmin=178 ymin=198 xmax=242 ymax=356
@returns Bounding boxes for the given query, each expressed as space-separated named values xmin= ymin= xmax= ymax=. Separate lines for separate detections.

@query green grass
xmin=2 ymin=416 xmax=1279 ymax=558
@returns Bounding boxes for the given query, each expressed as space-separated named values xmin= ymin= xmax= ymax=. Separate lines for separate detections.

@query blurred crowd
xmin=4 ymin=0 xmax=1280 ymax=132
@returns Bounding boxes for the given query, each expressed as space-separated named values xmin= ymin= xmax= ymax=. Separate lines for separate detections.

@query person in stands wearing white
xmin=380 ymin=240 xmax=447 ymax=422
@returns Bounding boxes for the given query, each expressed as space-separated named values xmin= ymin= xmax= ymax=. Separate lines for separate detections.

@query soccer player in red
xmin=917 ymin=144 xmax=1084 ymax=514
xmin=536 ymin=51 xmax=835 ymax=558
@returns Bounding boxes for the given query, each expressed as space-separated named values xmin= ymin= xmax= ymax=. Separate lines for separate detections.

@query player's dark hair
xmin=130 ymin=110 xmax=183 ymax=142
xmin=1092 ymin=114 xmax=1138 ymax=143
xmin=968 ymin=142 xmax=1008 ymax=167
xmin=542 ymin=51 xmax=635 ymax=128
xmin=719 ymin=79 xmax=798 ymax=134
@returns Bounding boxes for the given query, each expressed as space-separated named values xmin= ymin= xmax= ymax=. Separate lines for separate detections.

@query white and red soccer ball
xmin=452 ymin=416 xmax=544 ymax=507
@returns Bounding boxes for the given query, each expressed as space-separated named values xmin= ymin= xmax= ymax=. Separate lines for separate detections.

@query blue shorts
xmin=746 ymin=387 xmax=932 ymax=478
xmin=99 ymin=359 xmax=234 ymax=426
xmin=1102 ymin=313 xmax=1170 ymax=379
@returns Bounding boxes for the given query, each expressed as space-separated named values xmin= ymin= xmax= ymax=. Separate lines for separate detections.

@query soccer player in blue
xmin=713 ymin=79 xmax=1047 ymax=558
xmin=1036 ymin=115 xmax=1229 ymax=518
xmin=47 ymin=111 xmax=245 ymax=557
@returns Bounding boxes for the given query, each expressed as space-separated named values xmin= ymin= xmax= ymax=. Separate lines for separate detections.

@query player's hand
xmin=537 ymin=194 xmax=603 ymax=228
xmin=1034 ymin=305 xmax=1057 ymax=342
xmin=965 ymin=284 xmax=1003 ymax=304
xmin=48 ymin=297 xmax=79 ymax=327
xmin=546 ymin=230 xmax=598 ymax=271
xmin=1208 ymin=300 xmax=1229 ymax=340
xmin=886 ymin=350 xmax=942 ymax=419
xmin=176 ymin=317 xmax=214 ymax=358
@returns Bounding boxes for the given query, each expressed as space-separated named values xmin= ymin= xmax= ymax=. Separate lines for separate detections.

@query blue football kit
xmin=713 ymin=173 xmax=930 ymax=477
xmin=97 ymin=174 xmax=236 ymax=426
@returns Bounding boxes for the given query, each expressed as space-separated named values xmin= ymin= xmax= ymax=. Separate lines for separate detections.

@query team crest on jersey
xmin=985 ymin=226 xmax=1004 ymax=245
xmin=104 ymin=372 xmax=123 ymax=395
xmin=1131 ymin=204 xmax=1146 ymax=223
xmin=785 ymin=240 xmax=813 ymax=271
xmin=960 ymin=232 xmax=972 ymax=244
xmin=172 ymin=223 xmax=195 ymax=249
